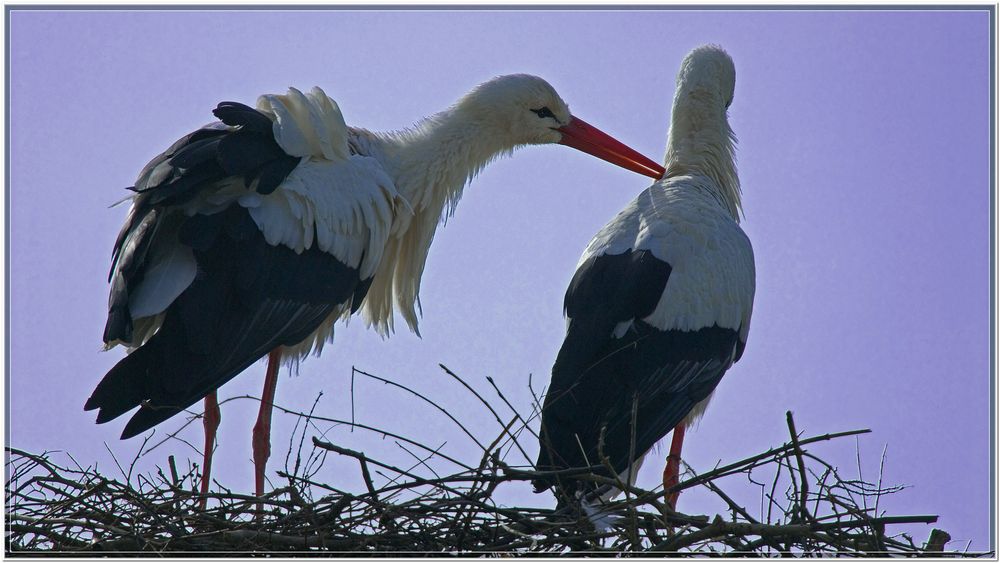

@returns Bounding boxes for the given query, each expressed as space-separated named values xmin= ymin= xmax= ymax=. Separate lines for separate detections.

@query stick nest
xmin=6 ymin=366 xmax=960 ymax=555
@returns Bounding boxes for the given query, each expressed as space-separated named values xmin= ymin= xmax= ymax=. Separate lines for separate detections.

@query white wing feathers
xmin=242 ymin=156 xmax=399 ymax=279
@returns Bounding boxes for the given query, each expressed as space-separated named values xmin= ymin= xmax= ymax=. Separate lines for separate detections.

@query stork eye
xmin=531 ymin=107 xmax=556 ymax=119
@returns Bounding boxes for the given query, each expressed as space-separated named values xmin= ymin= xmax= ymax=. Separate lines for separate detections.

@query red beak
xmin=557 ymin=117 xmax=665 ymax=180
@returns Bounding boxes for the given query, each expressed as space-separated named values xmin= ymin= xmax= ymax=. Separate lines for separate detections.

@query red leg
xmin=663 ymin=424 xmax=686 ymax=509
xmin=252 ymin=349 xmax=282 ymax=501
xmin=199 ymin=391 xmax=221 ymax=510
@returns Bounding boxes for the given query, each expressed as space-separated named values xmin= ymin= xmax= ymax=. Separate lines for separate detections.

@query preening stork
xmin=85 ymin=75 xmax=665 ymax=504
xmin=533 ymin=46 xmax=755 ymax=517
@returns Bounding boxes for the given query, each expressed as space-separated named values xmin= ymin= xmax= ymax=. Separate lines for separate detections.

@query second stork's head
xmin=453 ymin=74 xmax=665 ymax=179
xmin=662 ymin=45 xmax=741 ymax=220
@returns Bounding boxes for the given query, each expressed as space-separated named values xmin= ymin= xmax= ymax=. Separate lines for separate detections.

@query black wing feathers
xmin=593 ymin=324 xmax=736 ymax=457
xmin=103 ymin=210 xmax=161 ymax=343
xmin=167 ymin=134 xmax=228 ymax=170
xmin=253 ymin=158 xmax=301 ymax=195
xmin=213 ymin=101 xmax=274 ymax=132
xmin=350 ymin=276 xmax=375 ymax=314
xmin=553 ymin=250 xmax=671 ymax=380
xmin=534 ymin=249 xmax=740 ymax=494
xmin=88 ymin=207 xmax=368 ymax=438
xmin=564 ymin=250 xmax=671 ymax=321
xmin=102 ymin=102 xmax=300 ymax=345
xmin=211 ymin=101 xmax=299 ymax=193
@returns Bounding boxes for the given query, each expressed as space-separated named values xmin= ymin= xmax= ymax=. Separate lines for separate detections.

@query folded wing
xmin=89 ymin=88 xmax=402 ymax=438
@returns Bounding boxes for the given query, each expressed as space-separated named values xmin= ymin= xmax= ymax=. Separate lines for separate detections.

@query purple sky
xmin=8 ymin=8 xmax=993 ymax=552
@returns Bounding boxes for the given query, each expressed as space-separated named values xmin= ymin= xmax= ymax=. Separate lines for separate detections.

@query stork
xmin=533 ymin=46 xmax=755 ymax=517
xmin=85 ymin=75 xmax=665 ymax=506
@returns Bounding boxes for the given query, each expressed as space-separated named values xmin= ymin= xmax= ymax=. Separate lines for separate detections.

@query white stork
xmin=85 ymin=75 xmax=665 ymax=504
xmin=533 ymin=46 xmax=755 ymax=515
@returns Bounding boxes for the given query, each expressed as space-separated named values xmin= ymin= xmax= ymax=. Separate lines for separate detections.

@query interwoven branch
xmin=5 ymin=367 xmax=969 ymax=555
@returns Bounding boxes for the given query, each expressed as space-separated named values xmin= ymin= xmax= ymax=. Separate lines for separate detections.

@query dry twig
xmin=5 ymin=366 xmax=967 ymax=555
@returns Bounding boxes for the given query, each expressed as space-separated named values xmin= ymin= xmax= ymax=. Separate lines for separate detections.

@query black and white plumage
xmin=533 ymin=46 xmax=755 ymax=513
xmin=90 ymin=89 xmax=397 ymax=436
xmin=85 ymin=77 xmax=665 ymax=500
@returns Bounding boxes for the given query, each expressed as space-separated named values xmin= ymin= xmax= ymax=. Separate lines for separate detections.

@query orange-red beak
xmin=557 ymin=117 xmax=665 ymax=180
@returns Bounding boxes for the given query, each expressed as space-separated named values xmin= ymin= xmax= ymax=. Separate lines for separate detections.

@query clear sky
xmin=8 ymin=7 xmax=993 ymax=552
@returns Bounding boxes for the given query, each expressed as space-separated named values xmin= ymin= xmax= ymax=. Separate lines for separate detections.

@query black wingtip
xmin=120 ymin=425 xmax=143 ymax=440
xmin=95 ymin=408 xmax=119 ymax=424
xmin=120 ymin=405 xmax=175 ymax=440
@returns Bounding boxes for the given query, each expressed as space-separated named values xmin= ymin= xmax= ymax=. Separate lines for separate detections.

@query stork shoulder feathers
xmin=244 ymin=87 xmax=402 ymax=278
xmin=241 ymin=157 xmax=398 ymax=277
xmin=582 ymin=174 xmax=755 ymax=334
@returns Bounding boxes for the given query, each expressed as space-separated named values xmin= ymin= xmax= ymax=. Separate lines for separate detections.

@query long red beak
xmin=557 ymin=117 xmax=665 ymax=180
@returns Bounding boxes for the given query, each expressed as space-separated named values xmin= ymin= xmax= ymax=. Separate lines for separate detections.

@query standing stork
xmin=85 ymin=75 xmax=665 ymax=504
xmin=533 ymin=46 xmax=755 ymax=516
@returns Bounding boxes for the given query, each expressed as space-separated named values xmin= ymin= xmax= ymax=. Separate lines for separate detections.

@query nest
xmin=5 ymin=366 xmax=962 ymax=555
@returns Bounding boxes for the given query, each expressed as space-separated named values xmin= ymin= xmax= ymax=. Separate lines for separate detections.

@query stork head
xmin=676 ymin=45 xmax=736 ymax=110
xmin=455 ymin=74 xmax=664 ymax=179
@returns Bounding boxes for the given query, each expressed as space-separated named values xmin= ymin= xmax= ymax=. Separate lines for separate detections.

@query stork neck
xmin=355 ymin=109 xmax=515 ymax=336
xmin=662 ymin=94 xmax=741 ymax=221
xmin=381 ymin=109 xmax=508 ymax=213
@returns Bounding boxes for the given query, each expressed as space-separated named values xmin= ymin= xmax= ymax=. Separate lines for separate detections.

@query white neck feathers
xmin=662 ymin=48 xmax=742 ymax=222
xmin=359 ymin=107 xmax=514 ymax=335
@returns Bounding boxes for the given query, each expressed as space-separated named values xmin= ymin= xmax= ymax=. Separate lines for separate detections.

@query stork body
xmin=86 ymin=76 xmax=664 ymax=503
xmin=533 ymin=46 xmax=754 ymax=513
